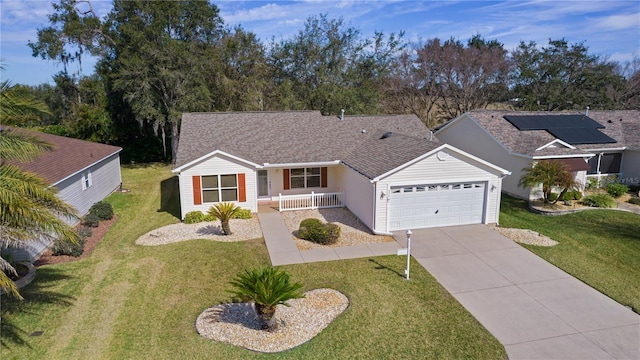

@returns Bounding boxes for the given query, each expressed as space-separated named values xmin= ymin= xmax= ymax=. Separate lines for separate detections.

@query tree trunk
xmin=255 ymin=303 xmax=277 ymax=331
xmin=221 ymin=220 xmax=232 ymax=235
xmin=171 ymin=120 xmax=179 ymax=165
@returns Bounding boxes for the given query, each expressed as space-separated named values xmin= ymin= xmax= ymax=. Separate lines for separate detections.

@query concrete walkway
xmin=256 ymin=212 xmax=400 ymax=266
xmin=394 ymin=225 xmax=640 ymax=360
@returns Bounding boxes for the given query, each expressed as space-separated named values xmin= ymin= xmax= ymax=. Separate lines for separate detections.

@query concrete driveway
xmin=394 ymin=225 xmax=640 ymax=360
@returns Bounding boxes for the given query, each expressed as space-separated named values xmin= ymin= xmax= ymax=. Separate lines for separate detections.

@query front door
xmin=257 ymin=170 xmax=270 ymax=198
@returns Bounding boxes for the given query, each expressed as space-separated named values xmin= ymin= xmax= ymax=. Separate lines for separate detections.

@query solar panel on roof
xmin=504 ymin=115 xmax=605 ymax=130
xmin=503 ymin=114 xmax=615 ymax=145
xmin=546 ymin=127 xmax=617 ymax=145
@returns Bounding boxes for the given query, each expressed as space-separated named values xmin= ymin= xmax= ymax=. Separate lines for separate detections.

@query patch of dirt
xmin=34 ymin=216 xmax=118 ymax=267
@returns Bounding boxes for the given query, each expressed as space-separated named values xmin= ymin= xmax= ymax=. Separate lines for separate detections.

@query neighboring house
xmin=435 ymin=110 xmax=640 ymax=200
xmin=3 ymin=127 xmax=122 ymax=260
xmin=172 ymin=111 xmax=510 ymax=234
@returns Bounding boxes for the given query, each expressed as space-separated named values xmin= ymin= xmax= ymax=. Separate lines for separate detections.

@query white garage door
xmin=389 ymin=182 xmax=486 ymax=230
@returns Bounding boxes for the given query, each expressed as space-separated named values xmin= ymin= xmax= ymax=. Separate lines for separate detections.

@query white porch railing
xmin=278 ymin=191 xmax=345 ymax=211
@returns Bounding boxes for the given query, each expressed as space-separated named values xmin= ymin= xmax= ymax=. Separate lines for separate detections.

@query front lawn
xmin=1 ymin=163 xmax=505 ymax=359
xmin=500 ymin=195 xmax=640 ymax=312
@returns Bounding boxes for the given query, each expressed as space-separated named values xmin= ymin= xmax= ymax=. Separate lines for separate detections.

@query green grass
xmin=2 ymin=163 xmax=506 ymax=359
xmin=500 ymin=195 xmax=640 ymax=312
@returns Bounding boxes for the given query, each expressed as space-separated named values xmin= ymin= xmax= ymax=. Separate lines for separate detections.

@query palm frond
xmin=0 ymin=129 xmax=53 ymax=163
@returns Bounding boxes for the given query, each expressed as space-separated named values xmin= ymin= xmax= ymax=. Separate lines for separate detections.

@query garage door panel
xmin=389 ymin=182 xmax=486 ymax=230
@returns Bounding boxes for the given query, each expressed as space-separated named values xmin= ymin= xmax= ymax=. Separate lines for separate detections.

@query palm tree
xmin=519 ymin=160 xmax=581 ymax=204
xmin=207 ymin=202 xmax=241 ymax=235
xmin=228 ymin=266 xmax=305 ymax=331
xmin=0 ymin=75 xmax=79 ymax=299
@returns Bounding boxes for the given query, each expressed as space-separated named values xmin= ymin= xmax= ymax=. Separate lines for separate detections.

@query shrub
xmin=628 ymin=197 xmax=640 ymax=205
xmin=582 ymin=194 xmax=616 ymax=208
xmin=77 ymin=226 xmax=93 ymax=239
xmin=52 ymin=236 xmax=86 ymax=257
xmin=184 ymin=211 xmax=206 ymax=224
xmin=82 ymin=213 xmax=100 ymax=228
xmin=204 ymin=214 xmax=216 ymax=221
xmin=233 ymin=208 xmax=252 ymax=219
xmin=298 ymin=218 xmax=340 ymax=245
xmin=586 ymin=177 xmax=599 ymax=190
xmin=548 ymin=192 xmax=559 ymax=202
xmin=606 ymin=183 xmax=629 ymax=198
xmin=207 ymin=202 xmax=241 ymax=235
xmin=89 ymin=201 xmax=114 ymax=220
xmin=561 ymin=190 xmax=583 ymax=201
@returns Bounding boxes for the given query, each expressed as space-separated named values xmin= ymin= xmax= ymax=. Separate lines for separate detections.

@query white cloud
xmin=591 ymin=12 xmax=640 ymax=31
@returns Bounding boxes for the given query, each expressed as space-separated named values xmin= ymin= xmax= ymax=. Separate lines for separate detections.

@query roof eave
xmin=172 ymin=150 xmax=262 ymax=174
xmin=262 ymin=160 xmax=341 ymax=168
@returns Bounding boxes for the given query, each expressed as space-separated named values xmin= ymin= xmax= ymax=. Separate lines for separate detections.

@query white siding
xmin=55 ymin=153 xmax=122 ymax=218
xmin=341 ymin=165 xmax=375 ymax=231
xmin=270 ymin=166 xmax=341 ymax=199
xmin=178 ymin=154 xmax=257 ymax=218
xmin=12 ymin=153 xmax=122 ymax=262
xmin=437 ymin=115 xmax=532 ymax=199
xmin=374 ymin=150 xmax=503 ymax=233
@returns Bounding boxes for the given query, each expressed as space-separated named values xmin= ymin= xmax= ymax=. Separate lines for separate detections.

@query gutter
xmin=262 ymin=160 xmax=341 ymax=168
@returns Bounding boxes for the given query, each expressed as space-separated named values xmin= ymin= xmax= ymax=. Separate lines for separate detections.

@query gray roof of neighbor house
xmin=450 ymin=110 xmax=640 ymax=156
xmin=173 ymin=111 xmax=438 ymax=179
xmin=2 ymin=126 xmax=122 ymax=185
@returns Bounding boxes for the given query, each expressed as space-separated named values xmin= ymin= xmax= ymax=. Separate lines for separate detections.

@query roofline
xmin=172 ymin=150 xmax=262 ymax=173
xmin=532 ymin=153 xmax=595 ymax=160
xmin=262 ymin=160 xmax=341 ymax=168
xmin=536 ymin=139 xmax=576 ymax=151
xmin=371 ymin=143 xmax=510 ymax=182
xmin=51 ymin=149 xmax=122 ymax=186
xmin=578 ymin=147 xmax=626 ymax=152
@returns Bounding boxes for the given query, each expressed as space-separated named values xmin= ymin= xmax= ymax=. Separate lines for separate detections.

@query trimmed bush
xmin=582 ymin=193 xmax=616 ymax=208
xmin=628 ymin=197 xmax=640 ymax=205
xmin=548 ymin=192 xmax=559 ymax=202
xmin=184 ymin=211 xmax=206 ymax=224
xmin=606 ymin=183 xmax=629 ymax=198
xmin=82 ymin=213 xmax=100 ymax=228
xmin=77 ymin=226 xmax=93 ymax=239
xmin=561 ymin=190 xmax=583 ymax=201
xmin=52 ymin=232 xmax=87 ymax=257
xmin=298 ymin=218 xmax=340 ymax=245
xmin=89 ymin=201 xmax=114 ymax=220
xmin=233 ymin=208 xmax=252 ymax=219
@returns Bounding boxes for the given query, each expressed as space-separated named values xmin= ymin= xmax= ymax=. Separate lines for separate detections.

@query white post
xmin=405 ymin=229 xmax=412 ymax=280
xmin=311 ymin=191 xmax=315 ymax=209
xmin=279 ymin=193 xmax=282 ymax=212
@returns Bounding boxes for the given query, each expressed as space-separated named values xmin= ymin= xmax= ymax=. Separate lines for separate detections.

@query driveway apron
xmin=394 ymin=225 xmax=640 ymax=360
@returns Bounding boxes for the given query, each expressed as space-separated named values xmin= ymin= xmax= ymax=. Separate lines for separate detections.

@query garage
xmin=388 ymin=182 xmax=486 ymax=230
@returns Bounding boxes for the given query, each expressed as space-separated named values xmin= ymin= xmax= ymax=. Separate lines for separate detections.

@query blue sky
xmin=1 ymin=0 xmax=639 ymax=86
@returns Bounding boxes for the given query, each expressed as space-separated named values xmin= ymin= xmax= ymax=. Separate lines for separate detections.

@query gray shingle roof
xmin=462 ymin=110 xmax=640 ymax=156
xmin=173 ymin=111 xmax=436 ymax=179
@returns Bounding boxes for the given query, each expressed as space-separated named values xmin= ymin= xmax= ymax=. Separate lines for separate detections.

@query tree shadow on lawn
xmin=159 ymin=176 xmax=181 ymax=220
xmin=1 ymin=268 xmax=76 ymax=349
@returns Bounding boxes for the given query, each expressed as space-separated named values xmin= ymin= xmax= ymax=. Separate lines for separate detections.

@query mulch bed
xmin=34 ymin=216 xmax=118 ymax=267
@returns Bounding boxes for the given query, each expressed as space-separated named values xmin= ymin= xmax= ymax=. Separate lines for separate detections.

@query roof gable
xmin=3 ymin=127 xmax=122 ymax=185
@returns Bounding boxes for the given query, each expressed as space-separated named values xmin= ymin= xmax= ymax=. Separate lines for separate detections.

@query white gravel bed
xmin=195 ymin=288 xmax=349 ymax=353
xmin=493 ymin=226 xmax=558 ymax=247
xmin=281 ymin=208 xmax=394 ymax=250
xmin=136 ymin=216 xmax=262 ymax=246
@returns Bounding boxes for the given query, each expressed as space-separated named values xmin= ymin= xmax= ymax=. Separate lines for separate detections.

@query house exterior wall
xmin=622 ymin=150 xmax=640 ymax=185
xmin=269 ymin=166 xmax=341 ymax=199
xmin=12 ymin=153 xmax=122 ymax=262
xmin=436 ymin=115 xmax=532 ymax=199
xmin=373 ymin=150 xmax=503 ymax=233
xmin=55 ymin=153 xmax=122 ymax=219
xmin=341 ymin=165 xmax=375 ymax=231
xmin=177 ymin=154 xmax=257 ymax=218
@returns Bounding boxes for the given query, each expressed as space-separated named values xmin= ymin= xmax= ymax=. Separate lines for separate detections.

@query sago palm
xmin=519 ymin=160 xmax=580 ymax=204
xmin=207 ymin=202 xmax=241 ymax=235
xmin=228 ymin=266 xmax=305 ymax=331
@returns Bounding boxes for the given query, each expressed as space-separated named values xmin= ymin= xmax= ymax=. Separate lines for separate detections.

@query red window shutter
xmin=238 ymin=173 xmax=246 ymax=202
xmin=283 ymin=169 xmax=290 ymax=190
xmin=321 ymin=167 xmax=328 ymax=188
xmin=192 ymin=176 xmax=202 ymax=205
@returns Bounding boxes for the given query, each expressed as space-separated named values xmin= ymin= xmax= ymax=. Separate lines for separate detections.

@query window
xmin=290 ymin=167 xmax=321 ymax=189
xmin=201 ymin=174 xmax=238 ymax=203
xmin=82 ymin=170 xmax=92 ymax=190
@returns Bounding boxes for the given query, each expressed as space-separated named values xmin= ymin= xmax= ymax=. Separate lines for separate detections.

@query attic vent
xmin=380 ymin=131 xmax=393 ymax=140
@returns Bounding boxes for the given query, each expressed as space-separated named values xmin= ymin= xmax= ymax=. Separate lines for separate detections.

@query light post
xmin=405 ymin=229 xmax=412 ymax=280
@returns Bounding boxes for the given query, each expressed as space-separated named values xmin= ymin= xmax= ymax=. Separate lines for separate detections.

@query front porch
xmin=258 ymin=191 xmax=345 ymax=212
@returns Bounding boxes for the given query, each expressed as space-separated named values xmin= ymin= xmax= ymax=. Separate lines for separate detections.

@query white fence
xmin=278 ymin=192 xmax=345 ymax=211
